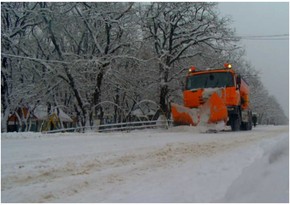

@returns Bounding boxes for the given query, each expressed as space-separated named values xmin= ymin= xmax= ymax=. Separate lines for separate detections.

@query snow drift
xmin=220 ymin=133 xmax=289 ymax=202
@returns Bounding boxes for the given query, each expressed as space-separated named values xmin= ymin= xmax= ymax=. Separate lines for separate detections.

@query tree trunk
xmin=159 ymin=85 xmax=169 ymax=118
xmin=1 ymin=107 xmax=10 ymax=132
xmin=114 ymin=87 xmax=120 ymax=123
xmin=1 ymin=60 xmax=11 ymax=132
xmin=93 ymin=71 xmax=104 ymax=115
xmin=93 ymin=70 xmax=105 ymax=125
xmin=159 ymin=63 xmax=170 ymax=119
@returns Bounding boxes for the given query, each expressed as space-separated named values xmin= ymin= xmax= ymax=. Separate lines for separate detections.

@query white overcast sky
xmin=218 ymin=2 xmax=289 ymax=117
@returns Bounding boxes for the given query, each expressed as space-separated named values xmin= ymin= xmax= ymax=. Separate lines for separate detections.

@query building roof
xmin=33 ymin=106 xmax=73 ymax=122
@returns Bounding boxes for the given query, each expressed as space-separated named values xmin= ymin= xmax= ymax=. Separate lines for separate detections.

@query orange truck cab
xmin=180 ymin=64 xmax=252 ymax=131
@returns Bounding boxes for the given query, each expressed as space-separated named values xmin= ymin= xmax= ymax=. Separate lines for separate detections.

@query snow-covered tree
xmin=140 ymin=2 xmax=237 ymax=117
xmin=1 ymin=2 xmax=49 ymax=131
xmin=1 ymin=2 xmax=287 ymax=132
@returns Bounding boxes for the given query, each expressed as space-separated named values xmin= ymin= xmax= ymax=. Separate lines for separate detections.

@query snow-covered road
xmin=1 ymin=125 xmax=289 ymax=202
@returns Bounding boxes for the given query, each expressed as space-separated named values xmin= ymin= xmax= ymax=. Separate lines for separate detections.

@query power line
xmin=237 ymin=34 xmax=289 ymax=38
xmin=237 ymin=34 xmax=289 ymax=41
xmin=241 ymin=38 xmax=289 ymax=41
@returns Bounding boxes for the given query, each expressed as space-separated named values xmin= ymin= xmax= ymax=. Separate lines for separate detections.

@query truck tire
xmin=248 ymin=121 xmax=252 ymax=130
xmin=241 ymin=122 xmax=251 ymax=130
xmin=240 ymin=122 xmax=247 ymax=130
xmin=244 ymin=113 xmax=253 ymax=130
xmin=230 ymin=115 xmax=240 ymax=131
xmin=240 ymin=110 xmax=252 ymax=131
xmin=248 ymin=118 xmax=253 ymax=130
xmin=248 ymin=111 xmax=253 ymax=130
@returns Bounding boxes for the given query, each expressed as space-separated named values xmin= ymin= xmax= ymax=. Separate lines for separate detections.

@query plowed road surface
xmin=1 ymin=125 xmax=289 ymax=202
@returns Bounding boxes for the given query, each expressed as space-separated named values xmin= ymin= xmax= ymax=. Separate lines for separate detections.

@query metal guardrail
xmin=43 ymin=120 xmax=172 ymax=134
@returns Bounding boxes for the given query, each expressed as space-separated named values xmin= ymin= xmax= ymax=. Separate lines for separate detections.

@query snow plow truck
xmin=171 ymin=63 xmax=252 ymax=131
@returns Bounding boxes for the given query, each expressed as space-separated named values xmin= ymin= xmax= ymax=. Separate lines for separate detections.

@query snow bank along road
xmin=1 ymin=125 xmax=289 ymax=202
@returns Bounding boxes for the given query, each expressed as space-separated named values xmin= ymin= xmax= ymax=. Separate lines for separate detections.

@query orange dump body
xmin=239 ymin=78 xmax=250 ymax=110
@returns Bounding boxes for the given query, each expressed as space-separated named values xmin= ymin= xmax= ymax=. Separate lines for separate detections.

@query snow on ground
xmin=1 ymin=125 xmax=289 ymax=203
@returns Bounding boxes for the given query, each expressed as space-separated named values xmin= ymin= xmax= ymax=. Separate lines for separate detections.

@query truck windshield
xmin=186 ymin=72 xmax=234 ymax=90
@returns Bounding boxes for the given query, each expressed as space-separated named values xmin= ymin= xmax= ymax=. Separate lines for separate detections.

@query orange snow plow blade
xmin=171 ymin=92 xmax=228 ymax=126
xmin=171 ymin=103 xmax=198 ymax=125
xmin=199 ymin=92 xmax=228 ymax=124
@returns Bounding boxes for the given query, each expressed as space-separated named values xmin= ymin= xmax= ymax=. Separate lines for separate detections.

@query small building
xmin=7 ymin=106 xmax=74 ymax=132
xmin=33 ymin=106 xmax=74 ymax=132
xmin=7 ymin=107 xmax=38 ymax=132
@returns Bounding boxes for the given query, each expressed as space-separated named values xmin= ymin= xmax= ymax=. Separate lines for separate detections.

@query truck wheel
xmin=240 ymin=122 xmax=246 ymax=130
xmin=244 ymin=113 xmax=253 ymax=130
xmin=248 ymin=111 xmax=253 ymax=130
xmin=230 ymin=115 xmax=240 ymax=131
xmin=248 ymin=119 xmax=253 ymax=130
xmin=241 ymin=121 xmax=252 ymax=130
xmin=248 ymin=122 xmax=252 ymax=130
